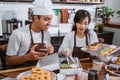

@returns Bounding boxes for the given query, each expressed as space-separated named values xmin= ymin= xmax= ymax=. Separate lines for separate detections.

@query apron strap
xmin=29 ymin=24 xmax=34 ymax=46
xmin=29 ymin=24 xmax=44 ymax=46
xmin=85 ymin=32 xmax=88 ymax=46
xmin=41 ymin=30 xmax=44 ymax=43
xmin=26 ymin=24 xmax=44 ymax=54
xmin=74 ymin=31 xmax=77 ymax=47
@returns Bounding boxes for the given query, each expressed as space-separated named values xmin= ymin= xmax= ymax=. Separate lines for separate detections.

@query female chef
xmin=58 ymin=9 xmax=99 ymax=59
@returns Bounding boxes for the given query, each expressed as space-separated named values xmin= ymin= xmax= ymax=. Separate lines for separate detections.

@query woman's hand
xmin=62 ymin=48 xmax=72 ymax=57
xmin=26 ymin=44 xmax=48 ymax=61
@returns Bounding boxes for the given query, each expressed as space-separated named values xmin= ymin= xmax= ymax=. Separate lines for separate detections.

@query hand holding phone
xmin=34 ymin=43 xmax=48 ymax=53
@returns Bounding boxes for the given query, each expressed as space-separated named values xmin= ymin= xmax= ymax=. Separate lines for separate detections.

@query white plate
xmin=110 ymin=76 xmax=120 ymax=80
xmin=16 ymin=70 xmax=57 ymax=80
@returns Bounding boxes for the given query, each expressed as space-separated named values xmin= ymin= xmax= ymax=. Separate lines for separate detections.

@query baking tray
xmin=81 ymin=44 xmax=120 ymax=62
xmin=82 ymin=44 xmax=120 ymax=56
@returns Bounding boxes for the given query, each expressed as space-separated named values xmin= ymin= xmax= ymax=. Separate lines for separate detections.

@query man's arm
xmin=6 ymin=44 xmax=48 ymax=65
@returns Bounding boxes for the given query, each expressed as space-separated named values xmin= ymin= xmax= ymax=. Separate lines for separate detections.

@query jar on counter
xmin=88 ymin=69 xmax=98 ymax=80
xmin=111 ymin=56 xmax=120 ymax=65
xmin=92 ymin=59 xmax=102 ymax=71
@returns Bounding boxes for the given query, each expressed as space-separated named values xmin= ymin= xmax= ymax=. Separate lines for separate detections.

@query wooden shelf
xmin=52 ymin=1 xmax=104 ymax=5
xmin=104 ymin=23 xmax=120 ymax=29
xmin=0 ymin=0 xmax=34 ymax=2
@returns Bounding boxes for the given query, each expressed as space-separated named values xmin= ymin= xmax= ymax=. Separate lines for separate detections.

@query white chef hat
xmin=32 ymin=0 xmax=54 ymax=15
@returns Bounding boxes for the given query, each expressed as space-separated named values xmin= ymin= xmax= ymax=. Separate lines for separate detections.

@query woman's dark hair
xmin=72 ymin=9 xmax=91 ymax=32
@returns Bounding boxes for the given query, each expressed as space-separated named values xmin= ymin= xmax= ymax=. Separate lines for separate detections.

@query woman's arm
xmin=58 ymin=33 xmax=72 ymax=56
xmin=89 ymin=30 xmax=99 ymax=44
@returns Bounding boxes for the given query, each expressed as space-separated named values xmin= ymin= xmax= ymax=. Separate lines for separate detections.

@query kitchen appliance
xmin=6 ymin=18 xmax=22 ymax=34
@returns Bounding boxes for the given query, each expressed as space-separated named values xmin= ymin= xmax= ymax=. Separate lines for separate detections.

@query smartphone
xmin=39 ymin=48 xmax=48 ymax=53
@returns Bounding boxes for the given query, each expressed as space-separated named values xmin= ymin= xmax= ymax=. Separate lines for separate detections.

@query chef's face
xmin=76 ymin=17 xmax=89 ymax=34
xmin=35 ymin=15 xmax=52 ymax=31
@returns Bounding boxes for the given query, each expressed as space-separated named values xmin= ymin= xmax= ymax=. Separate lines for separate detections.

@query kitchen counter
xmin=0 ymin=59 xmax=106 ymax=80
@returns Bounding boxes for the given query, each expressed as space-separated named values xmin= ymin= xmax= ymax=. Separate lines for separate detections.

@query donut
xmin=21 ymin=67 xmax=52 ymax=80
xmin=30 ymin=73 xmax=40 ymax=80
xmin=42 ymin=75 xmax=52 ymax=80
xmin=32 ymin=67 xmax=44 ymax=74
xmin=35 ymin=76 xmax=46 ymax=80
xmin=42 ymin=70 xmax=51 ymax=76
xmin=21 ymin=76 xmax=30 ymax=80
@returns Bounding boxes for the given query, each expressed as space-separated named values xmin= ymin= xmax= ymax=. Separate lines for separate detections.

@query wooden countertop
xmin=0 ymin=59 xmax=106 ymax=80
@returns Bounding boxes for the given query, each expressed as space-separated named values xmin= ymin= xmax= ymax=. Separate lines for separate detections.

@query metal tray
xmin=81 ymin=44 xmax=120 ymax=62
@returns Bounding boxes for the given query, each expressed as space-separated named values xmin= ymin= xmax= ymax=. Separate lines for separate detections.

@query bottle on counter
xmin=88 ymin=69 xmax=98 ymax=80
xmin=111 ymin=56 xmax=120 ymax=65
xmin=68 ymin=8 xmax=75 ymax=24
xmin=28 ymin=8 xmax=33 ymax=21
xmin=55 ymin=9 xmax=61 ymax=36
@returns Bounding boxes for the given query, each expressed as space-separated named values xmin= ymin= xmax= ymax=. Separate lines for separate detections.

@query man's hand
xmin=46 ymin=44 xmax=54 ymax=54
xmin=26 ymin=44 xmax=48 ymax=61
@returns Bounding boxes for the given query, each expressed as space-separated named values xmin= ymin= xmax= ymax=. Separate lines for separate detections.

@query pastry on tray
xmin=60 ymin=60 xmax=70 ymax=69
xmin=87 ymin=42 xmax=102 ymax=51
xmin=60 ymin=60 xmax=78 ymax=69
xmin=116 ymin=57 xmax=120 ymax=65
xmin=99 ymin=46 xmax=117 ymax=56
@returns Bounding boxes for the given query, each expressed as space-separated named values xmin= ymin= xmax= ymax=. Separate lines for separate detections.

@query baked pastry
xmin=30 ymin=73 xmax=40 ymax=80
xmin=88 ymin=42 xmax=102 ymax=51
xmin=60 ymin=60 xmax=70 ymax=69
xmin=99 ymin=47 xmax=116 ymax=56
xmin=32 ymin=67 xmax=44 ymax=74
xmin=111 ymin=77 xmax=118 ymax=80
xmin=116 ymin=57 xmax=120 ymax=65
xmin=21 ymin=76 xmax=30 ymax=80
xmin=21 ymin=67 xmax=52 ymax=80
xmin=99 ymin=50 xmax=109 ymax=56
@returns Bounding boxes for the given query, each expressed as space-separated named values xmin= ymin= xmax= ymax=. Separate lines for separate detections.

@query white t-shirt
xmin=6 ymin=25 xmax=51 ymax=56
xmin=58 ymin=30 xmax=98 ymax=55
